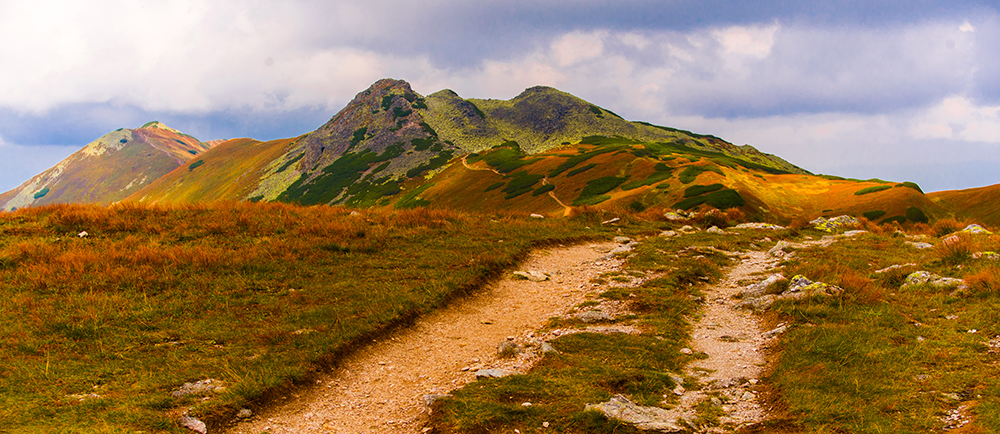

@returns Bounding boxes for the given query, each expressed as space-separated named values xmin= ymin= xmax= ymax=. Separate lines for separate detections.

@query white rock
xmin=180 ymin=415 xmax=206 ymax=434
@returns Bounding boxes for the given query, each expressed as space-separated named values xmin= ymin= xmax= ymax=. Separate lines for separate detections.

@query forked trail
xmin=225 ymin=235 xmax=794 ymax=433
xmin=226 ymin=243 xmax=620 ymax=434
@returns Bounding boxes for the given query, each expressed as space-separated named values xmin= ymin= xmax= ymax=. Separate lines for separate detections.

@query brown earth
xmin=225 ymin=242 xmax=622 ymax=434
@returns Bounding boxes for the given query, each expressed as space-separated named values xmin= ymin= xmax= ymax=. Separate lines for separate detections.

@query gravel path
xmin=224 ymin=242 xmax=620 ymax=434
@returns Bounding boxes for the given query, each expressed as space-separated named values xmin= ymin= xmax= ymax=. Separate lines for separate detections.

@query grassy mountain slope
xmin=128 ymin=137 xmax=300 ymax=204
xmin=243 ymin=79 xmax=808 ymax=207
xmin=928 ymin=184 xmax=1000 ymax=227
xmin=0 ymin=122 xmax=211 ymax=211
xmin=422 ymin=85 xmax=806 ymax=174
xmin=393 ymin=136 xmax=941 ymax=225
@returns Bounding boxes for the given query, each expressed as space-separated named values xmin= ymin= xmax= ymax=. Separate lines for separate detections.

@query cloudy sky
xmin=2 ymin=0 xmax=999 ymax=193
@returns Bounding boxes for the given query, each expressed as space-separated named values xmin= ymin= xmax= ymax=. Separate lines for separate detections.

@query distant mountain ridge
xmin=0 ymin=121 xmax=212 ymax=211
xmin=8 ymin=78 xmax=1000 ymax=227
xmin=240 ymin=78 xmax=808 ymax=205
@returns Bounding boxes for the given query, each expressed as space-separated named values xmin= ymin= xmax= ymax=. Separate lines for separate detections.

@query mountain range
xmin=2 ymin=78 xmax=997 ymax=226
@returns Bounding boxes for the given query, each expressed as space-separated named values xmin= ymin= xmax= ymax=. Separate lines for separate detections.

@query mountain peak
xmin=139 ymin=121 xmax=182 ymax=135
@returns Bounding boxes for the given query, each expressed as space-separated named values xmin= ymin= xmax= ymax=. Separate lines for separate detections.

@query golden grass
xmin=0 ymin=201 xmax=599 ymax=432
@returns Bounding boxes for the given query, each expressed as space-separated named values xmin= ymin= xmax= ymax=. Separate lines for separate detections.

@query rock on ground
xmin=902 ymin=271 xmax=966 ymax=290
xmin=585 ymin=395 xmax=684 ymax=432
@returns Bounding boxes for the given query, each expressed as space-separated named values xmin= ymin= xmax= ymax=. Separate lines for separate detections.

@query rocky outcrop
xmin=736 ymin=275 xmax=843 ymax=311
xmin=901 ymin=271 xmax=966 ymax=290
xmin=811 ymin=215 xmax=860 ymax=232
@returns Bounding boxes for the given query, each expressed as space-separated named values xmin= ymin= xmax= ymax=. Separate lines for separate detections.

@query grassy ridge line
xmin=0 ymin=202 xmax=598 ymax=433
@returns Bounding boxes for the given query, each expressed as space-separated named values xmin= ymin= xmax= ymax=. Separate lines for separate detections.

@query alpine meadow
xmin=3 ymin=78 xmax=1000 ymax=434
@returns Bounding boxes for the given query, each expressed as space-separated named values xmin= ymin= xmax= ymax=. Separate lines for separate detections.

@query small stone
xmin=180 ymin=415 xmax=207 ymax=433
xmin=680 ymin=348 xmax=693 ymax=355
xmin=497 ymin=341 xmax=519 ymax=356
xmin=422 ymin=394 xmax=452 ymax=407
xmin=543 ymin=421 xmax=550 ymax=428
xmin=541 ymin=342 xmax=557 ymax=353
xmin=77 ymin=231 xmax=89 ymax=238
xmin=576 ymin=310 xmax=613 ymax=323
xmin=613 ymin=236 xmax=633 ymax=244
xmin=659 ymin=230 xmax=678 ymax=237
xmin=521 ymin=402 xmax=532 ymax=407
xmin=602 ymin=217 xmax=621 ymax=225
xmin=530 ymin=214 xmax=545 ymax=219
xmin=475 ymin=369 xmax=515 ymax=379
xmin=513 ymin=270 xmax=549 ymax=282
xmin=672 ymin=385 xmax=685 ymax=396
xmin=236 ymin=408 xmax=253 ymax=419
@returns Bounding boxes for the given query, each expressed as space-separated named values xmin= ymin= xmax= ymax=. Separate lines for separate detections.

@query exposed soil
xmin=657 ymin=249 xmax=782 ymax=431
xmin=225 ymin=242 xmax=622 ymax=434
xmin=222 ymin=233 xmax=829 ymax=433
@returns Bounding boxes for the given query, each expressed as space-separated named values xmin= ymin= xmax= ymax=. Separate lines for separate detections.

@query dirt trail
xmin=226 ymin=242 xmax=620 ymax=434
xmin=460 ymin=154 xmax=501 ymax=175
xmin=674 ymin=250 xmax=780 ymax=428
xmin=541 ymin=177 xmax=573 ymax=217
xmin=657 ymin=233 xmax=855 ymax=431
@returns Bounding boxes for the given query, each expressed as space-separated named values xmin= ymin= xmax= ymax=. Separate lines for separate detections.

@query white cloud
xmin=712 ymin=22 xmax=780 ymax=58
xmin=910 ymin=96 xmax=1000 ymax=142
xmin=960 ymin=20 xmax=976 ymax=32
xmin=551 ymin=31 xmax=606 ymax=67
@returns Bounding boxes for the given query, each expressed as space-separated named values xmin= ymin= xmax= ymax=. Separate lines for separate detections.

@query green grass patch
xmin=895 ymin=181 xmax=924 ymax=194
xmin=566 ymin=163 xmax=597 ymax=177
xmin=548 ymin=146 xmax=627 ymax=177
xmin=188 ymin=160 xmax=205 ymax=171
xmin=410 ymin=137 xmax=435 ymax=151
xmin=862 ymin=210 xmax=887 ymax=220
xmin=278 ymin=145 xmax=406 ymax=206
xmin=394 ymin=183 xmax=434 ymax=209
xmin=620 ymin=165 xmax=675 ymax=191
xmin=854 ymin=185 xmax=893 ymax=196
xmin=678 ymin=165 xmax=723 ymax=184
xmin=682 ymin=183 xmax=724 ymax=198
xmin=484 ymin=181 xmax=505 ymax=192
xmin=905 ymin=206 xmax=928 ymax=223
xmin=673 ymin=189 xmax=744 ymax=210
xmin=33 ymin=188 xmax=50 ymax=200
xmin=405 ymin=150 xmax=455 ymax=178
xmin=532 ymin=184 xmax=556 ymax=196
xmin=501 ymin=172 xmax=545 ymax=200
xmin=573 ymin=177 xmax=628 ymax=206
xmin=349 ymin=127 xmax=368 ymax=150
xmin=475 ymin=142 xmax=539 ymax=174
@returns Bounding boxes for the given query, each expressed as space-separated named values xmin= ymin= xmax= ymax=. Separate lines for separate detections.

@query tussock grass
xmin=770 ymin=224 xmax=1000 ymax=433
xmin=0 ymin=202 xmax=595 ymax=433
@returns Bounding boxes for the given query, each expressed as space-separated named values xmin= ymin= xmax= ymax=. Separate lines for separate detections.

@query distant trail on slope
xmin=225 ymin=242 xmax=618 ymax=434
xmin=460 ymin=154 xmax=501 ymax=175
xmin=544 ymin=178 xmax=573 ymax=217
